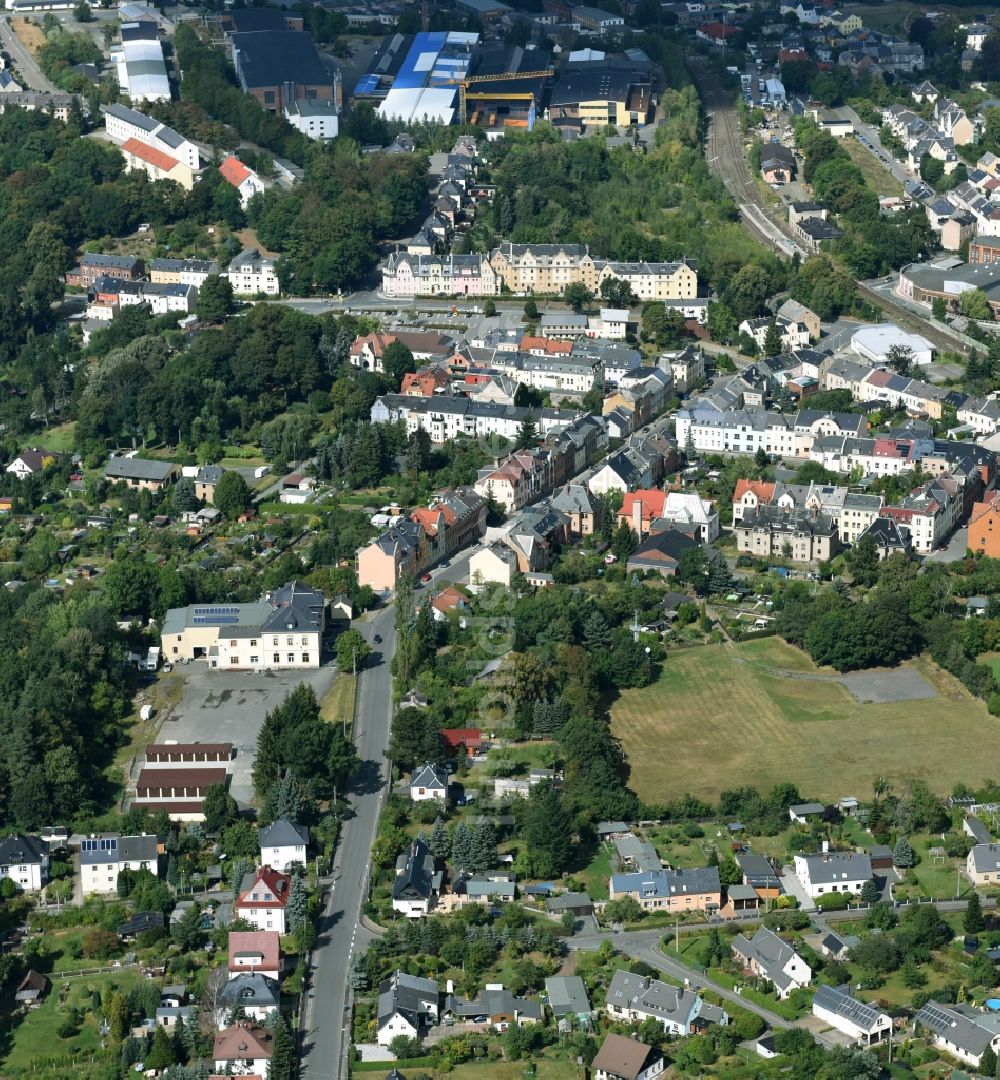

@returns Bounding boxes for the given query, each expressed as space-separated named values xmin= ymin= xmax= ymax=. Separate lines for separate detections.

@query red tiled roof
xmin=135 ymin=767 xmax=227 ymax=796
xmin=440 ymin=728 xmax=482 ymax=750
xmin=620 ymin=490 xmax=667 ymax=522
xmin=432 ymin=586 xmax=466 ymax=613
xmin=122 ymin=137 xmax=180 ymax=173
xmin=733 ymin=479 xmax=776 ymax=504
xmin=228 ymin=931 xmax=281 ymax=972
xmin=236 ymin=866 xmax=291 ymax=910
xmin=219 ymin=156 xmax=253 ymax=187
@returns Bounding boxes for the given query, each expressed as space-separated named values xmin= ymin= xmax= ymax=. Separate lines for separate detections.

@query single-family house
xmin=409 ymin=763 xmax=448 ymax=802
xmin=813 ymin=984 xmax=892 ymax=1045
xmin=788 ymin=802 xmax=825 ymax=824
xmin=392 ymin=838 xmax=441 ymax=918
xmin=604 ymin=969 xmax=728 ymax=1034
xmin=440 ymin=728 xmax=482 ymax=761
xmin=80 ymin=834 xmax=160 ymax=896
xmin=213 ymin=1021 xmax=274 ymax=1074
xmin=258 ymin=819 xmax=308 ymax=872
xmin=964 ymin=815 xmax=992 ymax=846
xmin=545 ymin=975 xmax=592 ymax=1019
xmin=967 ymin=843 xmax=1000 ymax=887
xmin=227 ymin=930 xmax=281 ymax=981
xmin=235 ymin=865 xmax=291 ymax=933
xmin=625 ymin=528 xmax=702 ymax=579
xmin=731 ymin=926 xmax=812 ymax=999
xmin=14 ymin=969 xmax=48 ymax=1007
xmin=0 ymin=833 xmax=49 ymax=892
xmin=609 ymin=866 xmax=721 ymax=914
xmin=546 ymin=891 xmax=595 ymax=918
xmin=914 ymin=1000 xmax=1000 ymax=1068
xmin=442 ymin=987 xmax=543 ymax=1030
xmin=6 ymin=447 xmax=59 ymax=478
xmin=591 ymin=1033 xmax=665 ymax=1080
xmin=794 ymin=851 xmax=872 ymax=900
xmin=820 ymin=930 xmax=860 ymax=960
xmin=217 ymin=973 xmax=281 ymax=1026
xmin=377 ymin=970 xmax=440 ymax=1045
xmin=104 ymin=455 xmax=176 ymax=492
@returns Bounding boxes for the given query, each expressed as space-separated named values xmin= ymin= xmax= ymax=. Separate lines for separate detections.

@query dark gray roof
xmin=798 ymin=851 xmax=871 ymax=884
xmin=410 ymin=763 xmax=448 ymax=790
xmin=219 ymin=972 xmax=281 ymax=1009
xmin=231 ymin=31 xmax=331 ymax=90
xmin=104 ymin=456 xmax=175 ymax=482
xmin=259 ymin=581 xmax=325 ymax=634
xmin=392 ymin=839 xmax=438 ymax=901
xmin=545 ymin=975 xmax=591 ymax=1017
xmin=258 ymin=818 xmax=308 ymax=850
xmin=0 ymin=833 xmax=48 ymax=865
xmin=813 ymin=984 xmax=885 ymax=1033
xmin=377 ymin=970 xmax=440 ymax=1029
xmin=915 ymin=1000 xmax=997 ymax=1056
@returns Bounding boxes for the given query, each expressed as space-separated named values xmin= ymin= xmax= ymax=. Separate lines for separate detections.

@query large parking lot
xmin=152 ymin=663 xmax=338 ymax=807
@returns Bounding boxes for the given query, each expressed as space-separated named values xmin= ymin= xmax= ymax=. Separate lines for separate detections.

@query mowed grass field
xmin=612 ymin=639 xmax=999 ymax=803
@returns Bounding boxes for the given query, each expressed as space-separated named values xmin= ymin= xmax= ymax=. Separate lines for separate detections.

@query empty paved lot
xmin=839 ymin=668 xmax=936 ymax=705
xmin=154 ymin=664 xmax=338 ymax=807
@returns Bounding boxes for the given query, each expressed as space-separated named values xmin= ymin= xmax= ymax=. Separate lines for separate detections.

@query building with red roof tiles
xmin=440 ymin=728 xmax=483 ymax=760
xmin=618 ymin=490 xmax=667 ymax=534
xmin=227 ymin=931 xmax=281 ymax=980
xmin=732 ymin=479 xmax=777 ymax=523
xmin=121 ymin=137 xmax=196 ymax=190
xmin=401 ymin=366 xmax=451 ymax=397
xmin=430 ymin=586 xmax=469 ymax=623
xmin=213 ymin=1022 xmax=273 ymax=1074
xmin=520 ymin=336 xmax=574 ymax=356
xmin=235 ymin=866 xmax=291 ymax=934
xmin=218 ymin=156 xmax=269 ymax=208
xmin=350 ymin=332 xmax=454 ymax=373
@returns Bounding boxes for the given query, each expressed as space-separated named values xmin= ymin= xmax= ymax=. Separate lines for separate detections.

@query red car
xmin=420 ymin=573 xmax=432 ymax=582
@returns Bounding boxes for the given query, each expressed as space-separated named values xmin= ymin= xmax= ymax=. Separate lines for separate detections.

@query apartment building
xmin=488 ymin=242 xmax=698 ymax=300
xmin=65 ymin=252 xmax=144 ymax=289
xmin=608 ymin=867 xmax=721 ymax=914
xmin=80 ymin=834 xmax=160 ymax=896
xmin=150 ymin=258 xmax=219 ymax=287
xmin=879 ymin=474 xmax=965 ymax=553
xmin=733 ymin=504 xmax=838 ymax=562
xmin=225 ymin=248 xmax=279 ymax=296
xmin=674 ymin=408 xmax=798 ymax=458
xmin=103 ymin=103 xmax=201 ymax=169
xmin=370 ymin=393 xmax=568 ymax=445
xmin=380 ymin=252 xmax=500 ymax=297
xmin=474 ymin=449 xmax=554 ymax=512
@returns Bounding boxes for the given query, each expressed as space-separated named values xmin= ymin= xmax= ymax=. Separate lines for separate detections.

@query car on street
xmin=373 ymin=634 xmax=382 ymax=644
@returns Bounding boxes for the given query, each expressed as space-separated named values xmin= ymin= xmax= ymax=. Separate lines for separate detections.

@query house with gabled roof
xmin=218 ymin=972 xmax=281 ymax=1027
xmin=813 ymin=984 xmax=892 ymax=1045
xmin=591 ymin=1033 xmax=664 ymax=1080
xmin=228 ymin=930 xmax=281 ymax=981
xmin=794 ymin=851 xmax=872 ymax=900
xmin=213 ymin=1021 xmax=274 ymax=1073
xmin=392 ymin=838 xmax=442 ymax=918
xmin=409 ymin=763 xmax=448 ymax=802
xmin=731 ymin=927 xmax=811 ymax=998
xmin=235 ymin=866 xmax=291 ymax=933
xmin=604 ymin=969 xmax=728 ymax=1034
xmin=377 ymin=970 xmax=440 ymax=1045
xmin=6 ymin=447 xmax=60 ymax=479
xmin=0 ymin=833 xmax=49 ymax=892
xmin=915 ymin=1000 xmax=1000 ymax=1068
xmin=609 ymin=866 xmax=721 ymax=913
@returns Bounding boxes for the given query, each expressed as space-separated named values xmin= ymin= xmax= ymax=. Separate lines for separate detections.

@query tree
xmin=964 ymin=890 xmax=986 ymax=934
xmin=611 ymin=519 xmax=638 ymax=563
xmin=754 ymin=446 xmax=768 ymax=468
xmin=960 ymin=288 xmax=992 ymax=321
xmin=213 ymin=471 xmax=250 ymax=518
xmin=145 ymin=1023 xmax=177 ymax=1069
xmin=269 ymin=1014 xmax=297 ymax=1080
xmin=678 ymin=546 xmax=710 ymax=593
xmin=515 ymin=413 xmax=538 ymax=449
xmin=600 ymin=276 xmax=636 ymax=308
xmin=429 ymin=817 xmax=450 ymax=860
xmin=932 ymin=296 xmax=948 ymax=321
xmin=483 ymin=298 xmax=496 ymax=317
xmin=563 ymin=282 xmax=592 ymax=313
xmin=74 ymin=1 xmax=93 ymax=20
xmin=108 ymin=992 xmax=128 ymax=1042
xmin=920 ymin=154 xmax=945 ymax=186
xmin=196 ymin=274 xmax=234 ymax=322
xmin=286 ymin=873 xmax=309 ymax=931
xmin=523 ymin=298 xmax=538 ymax=319
xmin=274 ymin=769 xmax=304 ymax=824
xmin=886 ymin=343 xmax=914 ymax=376
xmin=707 ymin=552 xmax=734 ymax=595
xmin=859 ymin=878 xmax=880 ymax=905
xmin=171 ymin=902 xmax=203 ymax=951
xmin=762 ymin=320 xmax=783 ymax=357
xmin=380 ymin=340 xmax=414 ymax=385
xmin=470 ymin=819 xmax=497 ymax=872
xmin=893 ymin=836 xmax=915 ymax=868
xmin=451 ymin=821 xmax=473 ymax=873
xmin=336 ymin=629 xmax=371 ymax=673
xmin=202 ymin=783 xmax=239 ymax=832
xmin=103 ymin=554 xmax=158 ymax=619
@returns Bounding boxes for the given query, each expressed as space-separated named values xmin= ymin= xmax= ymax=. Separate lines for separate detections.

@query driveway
xmin=925 ymin=527 xmax=969 ymax=564
xmin=152 ymin=664 xmax=338 ymax=807
xmin=779 ymin=866 xmax=815 ymax=911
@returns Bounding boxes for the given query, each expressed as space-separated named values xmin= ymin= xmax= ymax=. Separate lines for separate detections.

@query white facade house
xmin=258 ymin=819 xmax=308 ymax=873
xmin=284 ymin=98 xmax=339 ymax=140
xmin=0 ymin=834 xmax=49 ymax=893
xmin=80 ymin=834 xmax=159 ymax=896
xmin=409 ymin=763 xmax=449 ymax=802
xmin=731 ymin=927 xmax=812 ymax=999
xmin=103 ymin=103 xmax=201 ymax=169
xmin=225 ymin=248 xmax=279 ymax=296
xmin=656 ymin=492 xmax=720 ymax=543
xmin=794 ymin=851 xmax=873 ymax=900
xmin=376 ymin=971 xmax=440 ymax=1046
xmin=813 ymin=985 xmax=892 ymax=1046
xmin=469 ymin=543 xmax=518 ymax=589
xmin=235 ymin=866 xmax=290 ymax=934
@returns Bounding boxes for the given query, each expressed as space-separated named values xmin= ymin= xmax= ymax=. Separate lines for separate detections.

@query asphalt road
xmin=300 ymin=600 xmax=397 ymax=1080
xmin=1 ymin=16 xmax=57 ymax=92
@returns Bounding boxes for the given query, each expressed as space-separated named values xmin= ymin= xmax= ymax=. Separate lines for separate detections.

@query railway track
xmin=693 ymin=62 xmax=970 ymax=357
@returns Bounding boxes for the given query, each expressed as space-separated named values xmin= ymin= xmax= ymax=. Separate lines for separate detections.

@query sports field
xmin=612 ymin=638 xmax=998 ymax=803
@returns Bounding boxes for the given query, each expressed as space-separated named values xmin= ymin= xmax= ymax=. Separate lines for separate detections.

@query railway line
xmin=693 ymin=61 xmax=970 ymax=357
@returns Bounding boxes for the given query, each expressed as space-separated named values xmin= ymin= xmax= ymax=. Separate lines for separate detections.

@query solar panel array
xmin=82 ymin=837 xmax=117 ymax=852
xmin=917 ymin=1001 xmax=956 ymax=1033
xmin=192 ymin=606 xmax=242 ymax=626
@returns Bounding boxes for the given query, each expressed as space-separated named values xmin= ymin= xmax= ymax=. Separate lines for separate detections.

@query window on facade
xmin=273 ymin=653 xmax=280 ymax=663
xmin=301 ymin=654 xmax=309 ymax=664
xmin=230 ymin=657 xmax=238 ymax=665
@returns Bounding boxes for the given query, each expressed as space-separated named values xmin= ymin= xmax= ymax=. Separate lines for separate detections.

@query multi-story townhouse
xmin=224 ymin=248 xmax=279 ymax=296
xmin=380 ymin=252 xmax=500 ymax=297
xmin=879 ymin=474 xmax=966 ymax=554
xmin=674 ymin=408 xmax=799 ymax=458
xmin=370 ymin=394 xmax=569 ymax=444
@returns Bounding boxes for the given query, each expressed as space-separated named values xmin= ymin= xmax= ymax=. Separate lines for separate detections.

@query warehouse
xmin=850 ymin=324 xmax=935 ymax=367
xmin=115 ymin=21 xmax=170 ymax=103
xmin=377 ymin=30 xmax=479 ymax=125
xmin=546 ymin=63 xmax=651 ymax=128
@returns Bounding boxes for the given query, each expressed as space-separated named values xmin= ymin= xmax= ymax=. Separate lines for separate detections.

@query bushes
xmin=815 ymin=891 xmax=850 ymax=911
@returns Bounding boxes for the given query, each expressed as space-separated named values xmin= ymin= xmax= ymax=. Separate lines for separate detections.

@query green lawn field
xmin=612 ymin=640 xmax=998 ymax=803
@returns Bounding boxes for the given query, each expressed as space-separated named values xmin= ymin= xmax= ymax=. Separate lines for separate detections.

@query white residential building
xmin=731 ymin=927 xmax=812 ymax=999
xmin=0 ymin=834 xmax=49 ymax=893
xmin=80 ymin=834 xmax=159 ymax=896
xmin=813 ymin=985 xmax=892 ymax=1046
xmin=675 ymin=408 xmax=798 ymax=458
xmin=103 ymin=103 xmax=201 ymax=169
xmin=258 ymin=819 xmax=308 ymax=873
xmin=225 ymin=248 xmax=280 ymax=296
xmin=655 ymin=492 xmax=720 ymax=543
xmin=284 ymin=98 xmax=339 ymax=140
xmin=793 ymin=851 xmax=873 ymax=900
